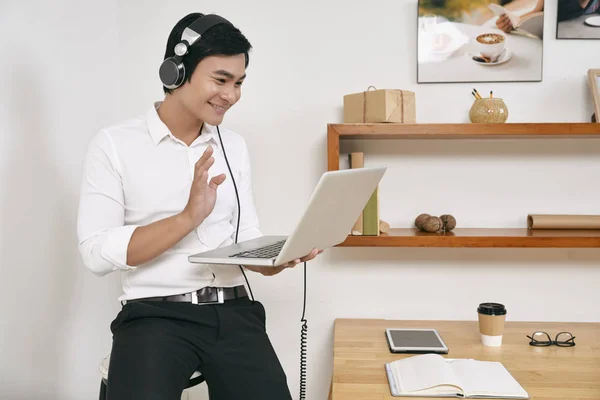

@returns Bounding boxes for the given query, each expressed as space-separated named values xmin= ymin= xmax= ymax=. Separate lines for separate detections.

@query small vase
xmin=469 ymin=98 xmax=508 ymax=123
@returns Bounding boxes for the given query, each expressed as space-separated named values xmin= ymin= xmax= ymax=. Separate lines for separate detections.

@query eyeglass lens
xmin=555 ymin=332 xmax=575 ymax=346
xmin=531 ymin=331 xmax=552 ymax=345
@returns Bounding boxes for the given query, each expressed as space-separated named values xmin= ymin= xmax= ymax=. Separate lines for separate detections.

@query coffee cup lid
xmin=477 ymin=302 xmax=507 ymax=315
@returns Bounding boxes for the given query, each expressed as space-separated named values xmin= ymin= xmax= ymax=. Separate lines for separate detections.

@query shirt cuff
xmin=100 ymin=225 xmax=139 ymax=270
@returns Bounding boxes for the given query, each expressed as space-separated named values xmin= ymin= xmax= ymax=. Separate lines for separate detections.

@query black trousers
xmin=105 ymin=296 xmax=293 ymax=400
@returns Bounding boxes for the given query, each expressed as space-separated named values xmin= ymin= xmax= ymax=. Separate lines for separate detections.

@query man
xmin=77 ymin=12 xmax=319 ymax=400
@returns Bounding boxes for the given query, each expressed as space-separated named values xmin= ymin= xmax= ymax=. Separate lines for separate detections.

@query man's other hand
xmin=244 ymin=248 xmax=323 ymax=276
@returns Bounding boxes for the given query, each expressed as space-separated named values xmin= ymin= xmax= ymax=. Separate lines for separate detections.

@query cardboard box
xmin=343 ymin=87 xmax=416 ymax=123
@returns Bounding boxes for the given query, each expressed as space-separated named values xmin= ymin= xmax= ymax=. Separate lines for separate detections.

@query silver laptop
xmin=188 ymin=166 xmax=387 ymax=267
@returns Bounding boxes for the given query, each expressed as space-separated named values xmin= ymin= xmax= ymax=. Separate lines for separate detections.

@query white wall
xmin=0 ymin=1 xmax=121 ymax=399
xmin=1 ymin=0 xmax=599 ymax=399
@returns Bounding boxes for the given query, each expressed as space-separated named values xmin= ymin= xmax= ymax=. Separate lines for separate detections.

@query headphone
xmin=159 ymin=14 xmax=231 ymax=90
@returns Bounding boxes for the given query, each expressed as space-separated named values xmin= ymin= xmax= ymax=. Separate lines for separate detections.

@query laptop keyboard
xmin=229 ymin=240 xmax=287 ymax=259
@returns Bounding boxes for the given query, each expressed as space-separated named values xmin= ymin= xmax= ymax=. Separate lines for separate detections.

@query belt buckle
xmin=207 ymin=287 xmax=224 ymax=304
xmin=191 ymin=287 xmax=224 ymax=305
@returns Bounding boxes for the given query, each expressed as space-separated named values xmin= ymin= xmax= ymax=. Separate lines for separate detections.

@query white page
xmin=392 ymin=354 xmax=462 ymax=393
xmin=450 ymin=360 xmax=529 ymax=398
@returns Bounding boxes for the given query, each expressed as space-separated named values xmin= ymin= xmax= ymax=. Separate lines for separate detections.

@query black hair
xmin=162 ymin=13 xmax=252 ymax=94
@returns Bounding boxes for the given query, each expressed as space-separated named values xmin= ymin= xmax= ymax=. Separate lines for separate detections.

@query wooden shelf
xmin=327 ymin=122 xmax=600 ymax=171
xmin=330 ymin=122 xmax=600 ymax=140
xmin=336 ymin=228 xmax=600 ymax=248
xmin=327 ymin=123 xmax=600 ymax=248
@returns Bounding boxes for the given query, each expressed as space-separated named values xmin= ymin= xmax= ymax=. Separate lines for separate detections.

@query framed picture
xmin=589 ymin=69 xmax=600 ymax=122
xmin=417 ymin=0 xmax=544 ymax=83
xmin=556 ymin=0 xmax=600 ymax=39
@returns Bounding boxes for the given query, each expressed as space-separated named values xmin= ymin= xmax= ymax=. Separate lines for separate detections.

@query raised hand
xmin=182 ymin=145 xmax=226 ymax=228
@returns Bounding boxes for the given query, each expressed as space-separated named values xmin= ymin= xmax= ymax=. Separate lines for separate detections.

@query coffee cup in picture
xmin=477 ymin=303 xmax=507 ymax=347
xmin=475 ymin=33 xmax=505 ymax=59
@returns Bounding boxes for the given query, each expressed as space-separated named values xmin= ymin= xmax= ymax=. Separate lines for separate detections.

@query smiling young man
xmin=77 ymin=12 xmax=318 ymax=400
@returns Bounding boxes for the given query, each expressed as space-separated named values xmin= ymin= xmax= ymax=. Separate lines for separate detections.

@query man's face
xmin=175 ymin=53 xmax=246 ymax=125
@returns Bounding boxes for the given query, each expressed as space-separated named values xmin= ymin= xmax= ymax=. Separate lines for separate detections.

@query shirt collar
xmin=147 ymin=101 xmax=219 ymax=147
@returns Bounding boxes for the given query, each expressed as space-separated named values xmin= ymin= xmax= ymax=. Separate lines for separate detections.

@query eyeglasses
xmin=526 ymin=331 xmax=576 ymax=347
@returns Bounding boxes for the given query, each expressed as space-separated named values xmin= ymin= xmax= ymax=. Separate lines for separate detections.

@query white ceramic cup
xmin=475 ymin=33 xmax=505 ymax=59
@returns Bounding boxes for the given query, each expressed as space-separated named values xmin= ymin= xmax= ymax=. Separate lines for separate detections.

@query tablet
xmin=385 ymin=328 xmax=449 ymax=354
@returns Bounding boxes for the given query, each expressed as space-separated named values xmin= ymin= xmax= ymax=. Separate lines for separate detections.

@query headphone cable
xmin=216 ymin=126 xmax=254 ymax=302
xmin=216 ymin=126 xmax=307 ymax=399
xmin=299 ymin=261 xmax=308 ymax=400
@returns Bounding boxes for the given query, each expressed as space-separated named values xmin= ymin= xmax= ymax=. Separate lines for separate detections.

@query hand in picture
xmin=496 ymin=14 xmax=515 ymax=32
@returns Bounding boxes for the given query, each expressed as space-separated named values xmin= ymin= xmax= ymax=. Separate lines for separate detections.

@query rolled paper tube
xmin=379 ymin=220 xmax=390 ymax=233
xmin=527 ymin=214 xmax=600 ymax=229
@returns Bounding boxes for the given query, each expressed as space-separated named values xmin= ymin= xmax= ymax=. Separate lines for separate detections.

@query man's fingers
xmin=194 ymin=146 xmax=215 ymax=174
xmin=195 ymin=146 xmax=213 ymax=166
xmin=299 ymin=248 xmax=319 ymax=262
xmin=208 ymin=173 xmax=226 ymax=190
xmin=195 ymin=156 xmax=215 ymax=178
xmin=196 ymin=171 xmax=209 ymax=189
xmin=256 ymin=250 xmax=323 ymax=275
xmin=274 ymin=249 xmax=324 ymax=270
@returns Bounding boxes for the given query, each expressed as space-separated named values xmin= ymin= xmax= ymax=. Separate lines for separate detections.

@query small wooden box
xmin=343 ymin=88 xmax=416 ymax=123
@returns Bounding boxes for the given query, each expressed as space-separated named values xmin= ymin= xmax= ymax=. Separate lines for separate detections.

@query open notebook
xmin=385 ymin=354 xmax=529 ymax=398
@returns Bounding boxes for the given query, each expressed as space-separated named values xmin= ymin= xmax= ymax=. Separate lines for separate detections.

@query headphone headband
xmin=160 ymin=14 xmax=232 ymax=90
xmin=178 ymin=15 xmax=231 ymax=55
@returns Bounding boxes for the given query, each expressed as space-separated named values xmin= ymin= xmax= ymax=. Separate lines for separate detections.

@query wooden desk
xmin=330 ymin=319 xmax=600 ymax=399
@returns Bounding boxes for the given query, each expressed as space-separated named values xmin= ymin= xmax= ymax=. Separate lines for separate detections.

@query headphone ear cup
xmin=159 ymin=56 xmax=186 ymax=89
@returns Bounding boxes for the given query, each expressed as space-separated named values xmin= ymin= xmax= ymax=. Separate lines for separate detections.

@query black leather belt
xmin=122 ymin=285 xmax=247 ymax=305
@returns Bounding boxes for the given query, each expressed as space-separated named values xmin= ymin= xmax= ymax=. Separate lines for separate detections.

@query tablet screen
xmin=388 ymin=329 xmax=447 ymax=349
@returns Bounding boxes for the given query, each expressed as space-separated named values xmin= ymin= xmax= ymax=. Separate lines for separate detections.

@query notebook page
xmin=450 ymin=360 xmax=529 ymax=398
xmin=392 ymin=354 xmax=462 ymax=393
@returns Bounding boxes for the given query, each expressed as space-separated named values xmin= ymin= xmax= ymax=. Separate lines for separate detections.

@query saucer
xmin=468 ymin=49 xmax=512 ymax=66
xmin=584 ymin=16 xmax=600 ymax=27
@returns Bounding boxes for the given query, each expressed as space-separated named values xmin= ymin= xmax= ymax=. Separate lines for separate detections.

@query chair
xmin=99 ymin=353 xmax=208 ymax=400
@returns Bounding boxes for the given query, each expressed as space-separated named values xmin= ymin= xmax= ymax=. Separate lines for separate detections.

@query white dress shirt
xmin=77 ymin=101 xmax=262 ymax=301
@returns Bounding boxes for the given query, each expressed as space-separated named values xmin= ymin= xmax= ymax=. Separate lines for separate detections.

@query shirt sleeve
xmin=232 ymin=138 xmax=263 ymax=243
xmin=77 ymin=131 xmax=139 ymax=276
